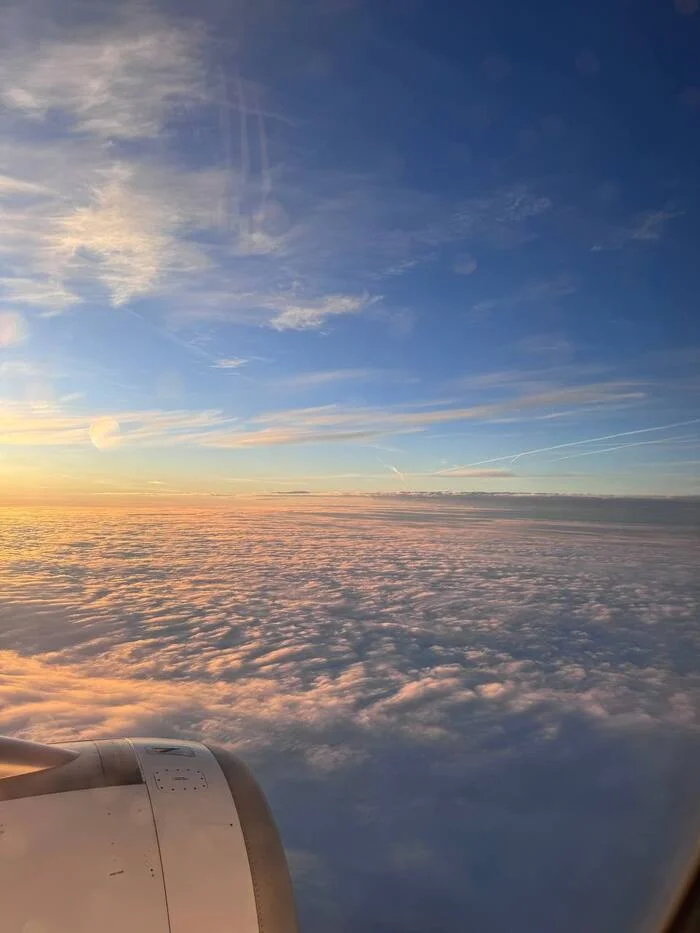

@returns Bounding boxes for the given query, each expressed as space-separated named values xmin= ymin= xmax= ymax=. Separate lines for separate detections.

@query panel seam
xmin=127 ymin=739 xmax=174 ymax=933
xmin=206 ymin=745 xmax=265 ymax=933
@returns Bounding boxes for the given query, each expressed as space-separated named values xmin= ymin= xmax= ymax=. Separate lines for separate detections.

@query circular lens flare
xmin=89 ymin=416 xmax=121 ymax=450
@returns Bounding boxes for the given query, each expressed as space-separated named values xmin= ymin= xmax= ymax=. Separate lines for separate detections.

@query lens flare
xmin=0 ymin=312 xmax=27 ymax=347
xmin=88 ymin=416 xmax=121 ymax=450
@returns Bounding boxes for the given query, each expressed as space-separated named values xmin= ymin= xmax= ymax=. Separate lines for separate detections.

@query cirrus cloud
xmin=0 ymin=9 xmax=208 ymax=140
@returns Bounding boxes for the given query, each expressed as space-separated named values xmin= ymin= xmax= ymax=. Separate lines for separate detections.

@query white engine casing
xmin=0 ymin=736 xmax=298 ymax=933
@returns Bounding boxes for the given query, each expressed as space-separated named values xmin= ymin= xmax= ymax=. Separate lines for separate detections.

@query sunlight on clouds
xmin=0 ymin=7 xmax=235 ymax=316
xmin=0 ymin=503 xmax=697 ymax=933
xmin=53 ymin=163 xmax=222 ymax=306
xmin=0 ymin=277 xmax=80 ymax=313
xmin=0 ymin=5 xmax=385 ymax=329
xmin=430 ymin=468 xmax=514 ymax=478
xmin=0 ymin=378 xmax=647 ymax=455
xmin=268 ymin=294 xmax=373 ymax=331
xmin=0 ymin=0 xmax=682 ymax=348
xmin=279 ymin=369 xmax=382 ymax=388
xmin=0 ymin=1 xmax=696 ymax=928
xmin=0 ymin=7 xmax=560 ymax=329
xmin=202 ymin=426 xmax=392 ymax=448
xmin=0 ymin=10 xmax=207 ymax=139
xmin=212 ymin=358 xmax=249 ymax=369
xmin=0 ymin=174 xmax=54 ymax=197
xmin=0 ymin=402 xmax=233 ymax=448
xmin=0 ymin=504 xmax=697 ymax=744
xmin=228 ymin=382 xmax=645 ymax=443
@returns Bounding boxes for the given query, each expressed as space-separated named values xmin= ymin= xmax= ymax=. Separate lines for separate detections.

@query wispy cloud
xmin=51 ymin=161 xmax=225 ymax=306
xmin=199 ymin=381 xmax=644 ymax=448
xmin=0 ymin=401 xmax=234 ymax=448
xmin=267 ymin=294 xmax=374 ymax=331
xmin=202 ymin=426 xmax=391 ymax=448
xmin=0 ymin=6 xmax=620 ymax=347
xmin=212 ymin=358 xmax=249 ymax=369
xmin=224 ymin=467 xmax=515 ymax=485
xmin=0 ymin=278 xmax=80 ymax=313
xmin=0 ymin=361 xmax=38 ymax=378
xmin=0 ymin=9 xmax=208 ymax=139
xmin=0 ymin=137 xmax=228 ymax=315
xmin=469 ymin=275 xmax=576 ymax=319
xmin=431 ymin=468 xmax=514 ymax=478
xmin=300 ymin=182 xmax=553 ymax=285
xmin=0 ymin=378 xmax=644 ymax=450
xmin=0 ymin=8 xmax=268 ymax=322
xmin=450 ymin=362 xmax=606 ymax=394
xmin=0 ymin=0 xmax=685 ymax=352
xmin=278 ymin=368 xmax=392 ymax=389
xmin=0 ymin=116 xmax=380 ymax=331
xmin=0 ymin=174 xmax=54 ymax=197
xmin=0 ymin=6 xmax=384 ymax=332
xmin=591 ymin=209 xmax=685 ymax=251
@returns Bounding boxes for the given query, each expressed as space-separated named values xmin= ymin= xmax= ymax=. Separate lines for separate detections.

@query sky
xmin=1 ymin=0 xmax=699 ymax=499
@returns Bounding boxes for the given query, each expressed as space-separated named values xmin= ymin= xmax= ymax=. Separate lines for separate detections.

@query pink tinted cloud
xmin=0 ymin=501 xmax=697 ymax=747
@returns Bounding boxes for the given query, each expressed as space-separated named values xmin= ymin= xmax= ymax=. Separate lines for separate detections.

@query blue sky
xmin=0 ymin=0 xmax=699 ymax=497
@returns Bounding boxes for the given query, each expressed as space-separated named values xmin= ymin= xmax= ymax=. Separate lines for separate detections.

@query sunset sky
xmin=1 ymin=0 xmax=699 ymax=498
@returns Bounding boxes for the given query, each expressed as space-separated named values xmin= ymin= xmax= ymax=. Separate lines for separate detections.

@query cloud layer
xmin=1 ymin=499 xmax=698 ymax=932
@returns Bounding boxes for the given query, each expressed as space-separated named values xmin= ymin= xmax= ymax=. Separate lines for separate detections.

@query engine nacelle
xmin=0 ymin=735 xmax=298 ymax=933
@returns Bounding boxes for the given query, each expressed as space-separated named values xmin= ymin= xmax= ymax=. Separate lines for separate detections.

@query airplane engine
xmin=0 ymin=735 xmax=298 ymax=933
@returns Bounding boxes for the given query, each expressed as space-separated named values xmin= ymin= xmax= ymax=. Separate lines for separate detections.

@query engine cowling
xmin=0 ymin=735 xmax=298 ymax=933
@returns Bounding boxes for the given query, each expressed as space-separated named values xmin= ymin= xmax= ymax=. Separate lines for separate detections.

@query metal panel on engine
xmin=0 ymin=784 xmax=169 ymax=933
xmin=128 ymin=738 xmax=260 ymax=933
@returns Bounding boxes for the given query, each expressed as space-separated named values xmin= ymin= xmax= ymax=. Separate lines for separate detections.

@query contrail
xmin=218 ymin=66 xmax=234 ymax=232
xmin=441 ymin=418 xmax=700 ymax=472
xmin=543 ymin=434 xmax=697 ymax=462
xmin=124 ymin=308 xmax=211 ymax=361
xmin=237 ymin=74 xmax=250 ymax=237
xmin=256 ymin=88 xmax=271 ymax=216
xmin=378 ymin=458 xmax=406 ymax=483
